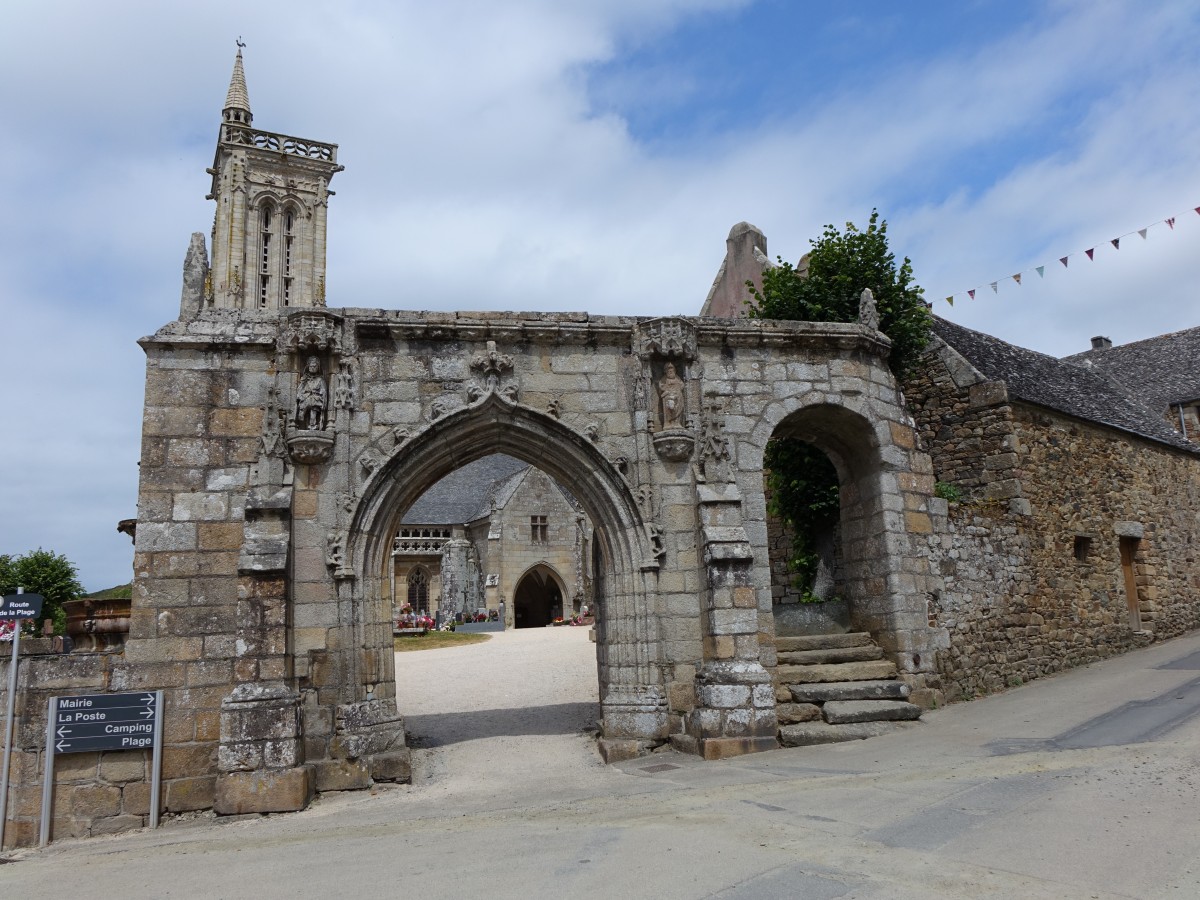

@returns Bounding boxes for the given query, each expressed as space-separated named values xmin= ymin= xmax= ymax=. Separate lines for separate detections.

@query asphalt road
xmin=3 ymin=628 xmax=1200 ymax=899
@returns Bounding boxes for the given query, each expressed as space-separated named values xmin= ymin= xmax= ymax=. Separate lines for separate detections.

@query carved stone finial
xmin=333 ymin=366 xmax=355 ymax=411
xmin=180 ymin=233 xmax=209 ymax=318
xmin=859 ymin=287 xmax=879 ymax=332
xmin=699 ymin=397 xmax=734 ymax=483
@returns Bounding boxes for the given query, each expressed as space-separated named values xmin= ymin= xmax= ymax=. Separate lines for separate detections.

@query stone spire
xmin=222 ymin=47 xmax=252 ymax=127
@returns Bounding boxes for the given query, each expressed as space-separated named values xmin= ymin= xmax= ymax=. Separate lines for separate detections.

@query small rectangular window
xmin=1073 ymin=536 xmax=1092 ymax=561
xmin=531 ymin=515 xmax=548 ymax=543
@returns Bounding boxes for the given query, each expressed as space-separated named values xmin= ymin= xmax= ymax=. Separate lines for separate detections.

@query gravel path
xmin=393 ymin=626 xmax=609 ymax=802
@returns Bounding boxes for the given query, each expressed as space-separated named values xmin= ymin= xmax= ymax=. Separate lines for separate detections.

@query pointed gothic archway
xmin=513 ymin=564 xmax=567 ymax=628
xmin=345 ymin=393 xmax=669 ymax=756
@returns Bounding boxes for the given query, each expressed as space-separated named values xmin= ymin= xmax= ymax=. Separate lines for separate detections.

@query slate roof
xmin=401 ymin=454 xmax=530 ymax=525
xmin=1062 ymin=325 xmax=1200 ymax=413
xmin=932 ymin=317 xmax=1197 ymax=453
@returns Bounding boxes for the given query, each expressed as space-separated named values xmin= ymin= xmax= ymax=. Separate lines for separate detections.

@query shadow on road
xmin=404 ymin=701 xmax=601 ymax=747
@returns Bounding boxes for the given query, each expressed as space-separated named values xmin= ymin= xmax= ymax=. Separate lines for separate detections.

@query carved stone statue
xmin=858 ymin=287 xmax=879 ymax=332
xmin=295 ymin=355 xmax=328 ymax=430
xmin=657 ymin=362 xmax=686 ymax=430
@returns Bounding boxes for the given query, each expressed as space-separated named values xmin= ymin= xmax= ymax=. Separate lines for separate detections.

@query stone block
xmin=775 ymin=702 xmax=822 ymax=724
xmin=697 ymin=683 xmax=750 ymax=709
xmin=214 ymin=767 xmax=314 ymax=815
xmin=698 ymin=735 xmax=777 ymax=760
xmin=774 ymin=660 xmax=898 ymax=684
xmin=787 ymin=679 xmax=910 ymax=703
xmin=822 ymin=700 xmax=922 ymax=724
xmin=314 ymin=759 xmax=372 ymax=792
xmin=72 ymin=784 xmax=122 ymax=819
xmin=99 ymin=752 xmax=148 ymax=783
xmin=208 ymin=407 xmax=261 ymax=437
xmin=368 ymin=749 xmax=412 ymax=783
xmin=779 ymin=721 xmax=897 ymax=747
xmin=166 ymin=775 xmax=216 ymax=812
xmin=91 ymin=814 xmax=145 ymax=836
xmin=162 ymin=742 xmax=217 ymax=781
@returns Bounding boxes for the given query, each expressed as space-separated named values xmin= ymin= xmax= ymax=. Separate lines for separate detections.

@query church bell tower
xmin=204 ymin=48 xmax=344 ymax=311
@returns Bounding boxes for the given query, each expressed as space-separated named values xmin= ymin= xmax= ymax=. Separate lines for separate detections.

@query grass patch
xmin=394 ymin=631 xmax=491 ymax=652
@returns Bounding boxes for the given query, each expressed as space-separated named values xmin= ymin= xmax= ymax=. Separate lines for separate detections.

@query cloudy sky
xmin=3 ymin=0 xmax=1198 ymax=591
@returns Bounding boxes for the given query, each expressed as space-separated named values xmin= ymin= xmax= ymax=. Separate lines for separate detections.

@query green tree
xmin=746 ymin=210 xmax=930 ymax=378
xmin=746 ymin=211 xmax=931 ymax=598
xmin=0 ymin=549 xmax=85 ymax=635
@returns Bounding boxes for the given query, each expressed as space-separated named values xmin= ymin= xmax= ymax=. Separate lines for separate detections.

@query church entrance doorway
xmin=513 ymin=565 xmax=564 ymax=628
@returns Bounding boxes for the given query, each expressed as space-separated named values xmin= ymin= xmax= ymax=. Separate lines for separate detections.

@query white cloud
xmin=1 ymin=0 xmax=1197 ymax=587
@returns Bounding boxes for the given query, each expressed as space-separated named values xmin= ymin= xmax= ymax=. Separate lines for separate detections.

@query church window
xmin=531 ymin=515 xmax=548 ymax=543
xmin=407 ymin=568 xmax=430 ymax=613
xmin=282 ymin=208 xmax=295 ymax=307
xmin=258 ymin=203 xmax=274 ymax=308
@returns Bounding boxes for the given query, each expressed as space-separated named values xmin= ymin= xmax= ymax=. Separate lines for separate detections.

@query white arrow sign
xmin=56 ymin=726 xmax=71 ymax=738
xmin=56 ymin=740 xmax=69 ymax=752
xmin=141 ymin=710 xmax=154 ymax=718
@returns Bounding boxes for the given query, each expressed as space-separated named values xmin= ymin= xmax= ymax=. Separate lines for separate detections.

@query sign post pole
xmin=0 ymin=587 xmax=43 ymax=852
xmin=38 ymin=698 xmax=57 ymax=848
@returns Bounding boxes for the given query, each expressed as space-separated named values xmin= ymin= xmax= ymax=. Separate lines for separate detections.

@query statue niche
xmin=651 ymin=360 xmax=695 ymax=462
xmin=287 ymin=354 xmax=335 ymax=464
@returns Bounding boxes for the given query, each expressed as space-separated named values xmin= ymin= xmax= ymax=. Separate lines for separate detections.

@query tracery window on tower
xmin=258 ymin=202 xmax=274 ymax=308
xmin=282 ymin=206 xmax=296 ymax=307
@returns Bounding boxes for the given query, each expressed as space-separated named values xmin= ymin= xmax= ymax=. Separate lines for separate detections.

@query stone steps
xmin=776 ymin=644 xmax=883 ymax=666
xmin=773 ymin=659 xmax=898 ymax=685
xmin=775 ymin=632 xmax=874 ymax=653
xmin=770 ymin=631 xmax=921 ymax=746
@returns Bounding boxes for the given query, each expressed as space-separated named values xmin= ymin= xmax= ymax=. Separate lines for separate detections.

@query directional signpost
xmin=39 ymin=690 xmax=164 ymax=846
xmin=1 ymin=589 xmax=44 ymax=852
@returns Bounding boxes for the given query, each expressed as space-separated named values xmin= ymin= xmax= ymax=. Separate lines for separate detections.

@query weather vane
xmin=236 ymin=36 xmax=246 ymax=50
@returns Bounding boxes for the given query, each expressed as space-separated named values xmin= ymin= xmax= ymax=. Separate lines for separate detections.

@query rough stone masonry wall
xmin=121 ymin=339 xmax=275 ymax=816
xmin=1017 ymin=404 xmax=1200 ymax=644
xmin=907 ymin=347 xmax=1200 ymax=700
xmin=0 ymin=649 xmax=157 ymax=849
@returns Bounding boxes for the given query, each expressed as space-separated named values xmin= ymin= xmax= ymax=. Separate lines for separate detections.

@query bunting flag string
xmin=943 ymin=203 xmax=1200 ymax=304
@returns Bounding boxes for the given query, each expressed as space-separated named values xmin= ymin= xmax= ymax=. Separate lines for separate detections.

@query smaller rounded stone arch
xmin=743 ymin=393 xmax=937 ymax=675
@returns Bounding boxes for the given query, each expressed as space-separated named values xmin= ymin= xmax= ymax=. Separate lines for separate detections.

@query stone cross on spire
xmin=223 ymin=43 xmax=252 ymax=126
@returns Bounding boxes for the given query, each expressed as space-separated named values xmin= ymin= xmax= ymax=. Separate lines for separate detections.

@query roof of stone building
xmin=932 ymin=317 xmax=1197 ymax=453
xmin=1061 ymin=325 xmax=1200 ymax=411
xmin=401 ymin=454 xmax=529 ymax=525
xmin=224 ymin=49 xmax=251 ymax=114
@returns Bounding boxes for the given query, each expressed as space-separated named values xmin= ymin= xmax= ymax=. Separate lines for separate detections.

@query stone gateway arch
xmin=131 ymin=306 xmax=944 ymax=812
xmin=119 ymin=52 xmax=945 ymax=815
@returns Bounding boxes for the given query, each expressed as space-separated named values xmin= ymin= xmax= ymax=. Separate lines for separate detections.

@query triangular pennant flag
xmin=1167 ymin=217 xmax=1175 ymax=229
xmin=989 ymin=282 xmax=998 ymax=293
xmin=1036 ymin=266 xmax=1045 ymax=278
xmin=1138 ymin=228 xmax=1148 ymax=240
xmin=1012 ymin=273 xmax=1022 ymax=285
xmin=1111 ymin=238 xmax=1120 ymax=250
xmin=1085 ymin=248 xmax=1095 ymax=260
xmin=1060 ymin=256 xmax=1069 ymax=268
xmin=945 ymin=295 xmax=954 ymax=306
xmin=1194 ymin=207 xmax=1200 ymax=216
xmin=968 ymin=289 xmax=976 ymax=300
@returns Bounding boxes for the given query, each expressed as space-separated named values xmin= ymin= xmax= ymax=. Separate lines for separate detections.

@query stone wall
xmin=908 ymin=341 xmax=1200 ymax=700
xmin=0 ymin=650 xmax=161 ymax=849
